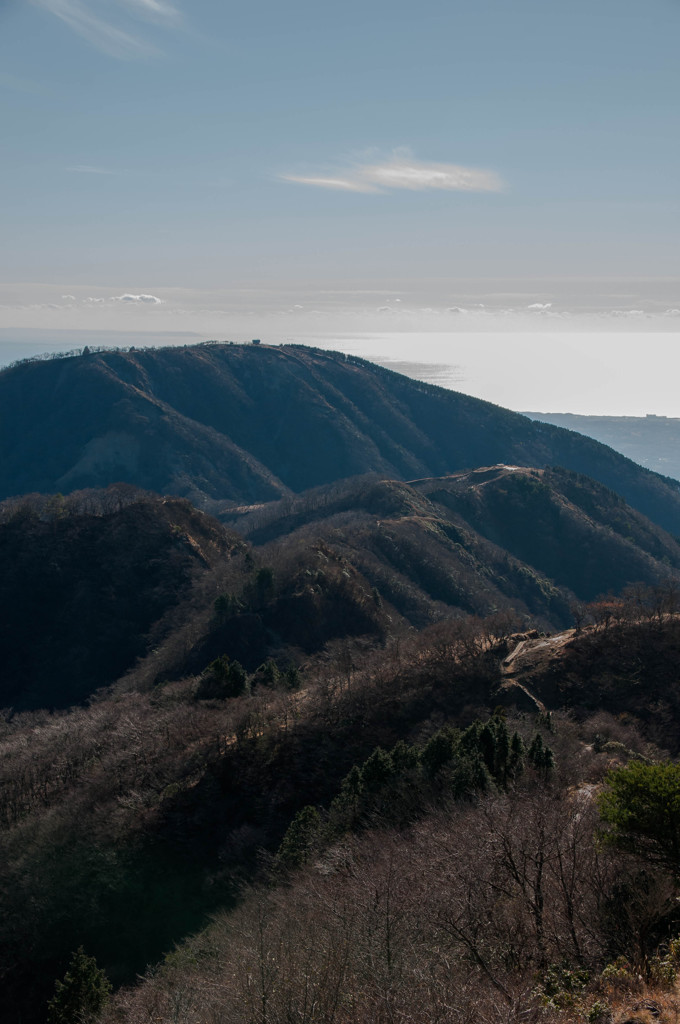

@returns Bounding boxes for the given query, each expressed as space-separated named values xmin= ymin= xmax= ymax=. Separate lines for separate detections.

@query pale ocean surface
xmin=1 ymin=328 xmax=679 ymax=418
xmin=296 ymin=332 xmax=680 ymax=418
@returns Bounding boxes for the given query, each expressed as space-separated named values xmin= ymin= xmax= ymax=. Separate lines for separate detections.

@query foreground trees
xmin=47 ymin=948 xmax=111 ymax=1024
xmin=5 ymin=607 xmax=680 ymax=1024
xmin=102 ymin=773 xmax=669 ymax=1024
xmin=599 ymin=761 xmax=680 ymax=870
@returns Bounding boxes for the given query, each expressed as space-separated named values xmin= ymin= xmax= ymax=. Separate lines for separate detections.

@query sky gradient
xmin=1 ymin=0 xmax=678 ymax=410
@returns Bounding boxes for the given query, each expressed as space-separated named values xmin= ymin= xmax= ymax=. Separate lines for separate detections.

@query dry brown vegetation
xmin=102 ymin=767 xmax=680 ymax=1024
xmin=4 ymin=599 xmax=680 ymax=1024
xmin=1 ymin=453 xmax=680 ymax=1023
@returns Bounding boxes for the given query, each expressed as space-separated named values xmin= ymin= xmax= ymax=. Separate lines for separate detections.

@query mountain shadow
xmin=2 ymin=342 xmax=680 ymax=532
xmin=0 ymin=487 xmax=243 ymax=710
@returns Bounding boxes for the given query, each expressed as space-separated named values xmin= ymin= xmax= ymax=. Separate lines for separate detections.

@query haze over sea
xmin=2 ymin=329 xmax=679 ymax=419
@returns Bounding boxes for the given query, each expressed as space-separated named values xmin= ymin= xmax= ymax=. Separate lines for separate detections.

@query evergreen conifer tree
xmin=47 ymin=947 xmax=111 ymax=1024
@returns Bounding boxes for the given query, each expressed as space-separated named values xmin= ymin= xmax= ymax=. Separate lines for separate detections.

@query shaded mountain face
xmin=413 ymin=466 xmax=680 ymax=602
xmin=0 ymin=489 xmax=242 ymax=710
xmin=223 ymin=467 xmax=680 ymax=630
xmin=6 ymin=467 xmax=680 ymax=714
xmin=0 ymin=485 xmax=397 ymax=712
xmin=2 ymin=342 xmax=680 ymax=532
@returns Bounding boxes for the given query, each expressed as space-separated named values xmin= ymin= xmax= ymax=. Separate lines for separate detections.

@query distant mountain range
xmin=2 ymin=342 xmax=680 ymax=534
xmin=524 ymin=410 xmax=680 ymax=482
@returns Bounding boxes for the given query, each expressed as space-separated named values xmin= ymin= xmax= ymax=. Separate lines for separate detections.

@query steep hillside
xmin=3 ymin=343 xmax=680 ymax=532
xmin=414 ymin=466 xmax=680 ymax=601
xmin=0 ymin=487 xmax=243 ymax=710
xmin=223 ymin=468 xmax=680 ymax=627
xmin=4 ymin=466 xmax=680 ymax=714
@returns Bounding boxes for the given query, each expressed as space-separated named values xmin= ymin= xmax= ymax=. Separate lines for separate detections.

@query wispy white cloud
xmin=362 ymin=157 xmax=502 ymax=192
xmin=30 ymin=0 xmax=180 ymax=58
xmin=282 ymin=174 xmax=379 ymax=194
xmin=120 ymin=0 xmax=179 ymax=24
xmin=527 ymin=302 xmax=552 ymax=310
xmin=68 ymin=164 xmax=119 ymax=175
xmin=282 ymin=151 xmax=504 ymax=195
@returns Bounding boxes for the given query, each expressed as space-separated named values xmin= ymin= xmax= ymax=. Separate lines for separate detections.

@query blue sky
xmin=0 ymin=0 xmax=678 ymax=383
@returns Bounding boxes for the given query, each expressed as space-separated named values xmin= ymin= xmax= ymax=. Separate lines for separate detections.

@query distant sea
xmin=299 ymin=332 xmax=680 ymax=418
xmin=0 ymin=329 xmax=204 ymax=370
xmin=1 ymin=328 xmax=679 ymax=418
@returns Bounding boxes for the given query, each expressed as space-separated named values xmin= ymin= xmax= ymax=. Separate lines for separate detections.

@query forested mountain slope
xmin=0 ymin=487 xmax=243 ymax=709
xmin=223 ymin=467 xmax=680 ymax=626
xmin=2 ymin=342 xmax=680 ymax=532
xmin=4 ymin=467 xmax=680 ymax=713
xmin=7 ymin=345 xmax=680 ymax=1024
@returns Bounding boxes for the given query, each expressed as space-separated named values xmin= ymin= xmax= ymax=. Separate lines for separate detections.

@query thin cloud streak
xmin=120 ymin=0 xmax=179 ymax=22
xmin=282 ymin=154 xmax=504 ymax=195
xmin=30 ymin=0 xmax=180 ymax=58
xmin=68 ymin=165 xmax=119 ymax=175
xmin=282 ymin=175 xmax=379 ymax=194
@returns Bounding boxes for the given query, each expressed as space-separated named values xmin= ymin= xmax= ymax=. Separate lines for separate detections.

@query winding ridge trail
xmin=498 ymin=629 xmax=577 ymax=712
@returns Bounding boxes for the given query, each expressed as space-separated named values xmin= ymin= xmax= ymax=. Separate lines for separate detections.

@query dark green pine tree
xmin=260 ymin=658 xmax=280 ymax=686
xmin=361 ymin=747 xmax=395 ymax=790
xmin=494 ymin=718 xmax=511 ymax=786
xmin=47 ymin=946 xmax=112 ymax=1024
xmin=528 ymin=732 xmax=544 ymax=765
xmin=283 ymin=664 xmax=301 ymax=689
xmin=390 ymin=739 xmax=420 ymax=773
xmin=528 ymin=732 xmax=556 ymax=776
xmin=341 ymin=764 xmax=364 ymax=801
xmin=276 ymin=805 xmax=322 ymax=870
xmin=203 ymin=655 xmax=249 ymax=698
xmin=509 ymin=731 xmax=526 ymax=779
xmin=329 ymin=764 xmax=365 ymax=828
xmin=421 ymin=728 xmax=457 ymax=778
xmin=478 ymin=723 xmax=497 ymax=777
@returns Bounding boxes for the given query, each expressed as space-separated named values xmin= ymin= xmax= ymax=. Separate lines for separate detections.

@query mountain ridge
xmin=2 ymin=342 xmax=680 ymax=533
xmin=4 ymin=465 xmax=680 ymax=713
